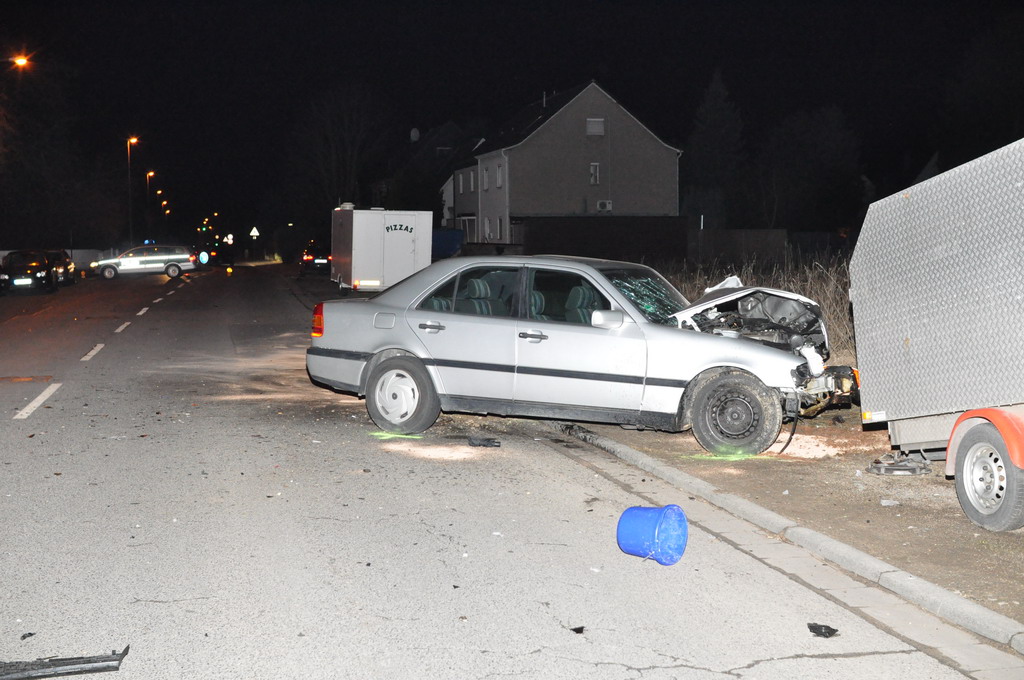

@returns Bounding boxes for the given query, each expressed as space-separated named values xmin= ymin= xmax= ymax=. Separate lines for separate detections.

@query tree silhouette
xmin=938 ymin=9 xmax=1024 ymax=169
xmin=754 ymin=106 xmax=862 ymax=233
xmin=681 ymin=69 xmax=745 ymax=230
xmin=284 ymin=83 xmax=395 ymax=212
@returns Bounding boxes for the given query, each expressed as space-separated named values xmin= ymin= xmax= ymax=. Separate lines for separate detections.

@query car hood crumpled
xmin=670 ymin=277 xmax=830 ymax=365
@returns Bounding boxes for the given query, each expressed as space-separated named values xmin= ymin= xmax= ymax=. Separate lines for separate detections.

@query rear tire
xmin=165 ymin=263 xmax=182 ymax=278
xmin=365 ymin=356 xmax=440 ymax=434
xmin=955 ymin=423 xmax=1024 ymax=531
xmin=101 ymin=266 xmax=118 ymax=280
xmin=690 ymin=370 xmax=782 ymax=455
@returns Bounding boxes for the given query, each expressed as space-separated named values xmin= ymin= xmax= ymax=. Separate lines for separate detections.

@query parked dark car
xmin=0 ymin=250 xmax=59 ymax=293
xmin=46 ymin=249 xmax=77 ymax=285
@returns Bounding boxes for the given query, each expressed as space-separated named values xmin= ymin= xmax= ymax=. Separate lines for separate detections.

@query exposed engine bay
xmin=674 ymin=284 xmax=828 ymax=358
xmin=688 ymin=291 xmax=827 ymax=358
xmin=671 ymin=279 xmax=856 ymax=415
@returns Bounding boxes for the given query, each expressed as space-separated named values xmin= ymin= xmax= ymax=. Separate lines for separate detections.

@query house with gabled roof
xmin=445 ymin=81 xmax=681 ymax=252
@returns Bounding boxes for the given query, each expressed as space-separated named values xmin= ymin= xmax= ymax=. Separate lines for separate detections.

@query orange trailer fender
xmin=945 ymin=409 xmax=1024 ymax=476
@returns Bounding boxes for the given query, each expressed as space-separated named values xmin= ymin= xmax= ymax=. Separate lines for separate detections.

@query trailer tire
xmin=365 ymin=356 xmax=440 ymax=434
xmin=955 ymin=423 xmax=1024 ymax=531
xmin=690 ymin=370 xmax=782 ymax=456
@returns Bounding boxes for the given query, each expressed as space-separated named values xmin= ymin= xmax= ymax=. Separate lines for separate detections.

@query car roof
xmin=373 ymin=254 xmax=658 ymax=304
xmin=431 ymin=254 xmax=650 ymax=270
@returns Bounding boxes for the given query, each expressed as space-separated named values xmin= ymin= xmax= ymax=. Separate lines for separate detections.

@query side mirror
xmin=591 ymin=309 xmax=624 ymax=329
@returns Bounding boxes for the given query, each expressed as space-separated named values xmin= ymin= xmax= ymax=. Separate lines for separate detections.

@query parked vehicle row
xmin=0 ymin=244 xmax=204 ymax=295
xmin=0 ymin=250 xmax=75 ymax=294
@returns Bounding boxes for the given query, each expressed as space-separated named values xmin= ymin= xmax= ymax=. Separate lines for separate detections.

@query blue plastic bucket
xmin=616 ymin=504 xmax=688 ymax=566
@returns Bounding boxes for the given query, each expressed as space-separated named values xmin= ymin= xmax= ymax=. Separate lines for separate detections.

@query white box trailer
xmin=330 ymin=205 xmax=432 ymax=293
xmin=850 ymin=137 xmax=1024 ymax=531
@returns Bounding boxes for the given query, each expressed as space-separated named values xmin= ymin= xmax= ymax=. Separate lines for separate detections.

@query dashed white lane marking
xmin=136 ymin=307 xmax=149 ymax=316
xmin=152 ymin=297 xmax=164 ymax=303
xmin=115 ymin=322 xmax=131 ymax=333
xmin=81 ymin=344 xmax=104 ymax=361
xmin=13 ymin=383 xmax=62 ymax=420
xmin=166 ymin=290 xmax=176 ymax=296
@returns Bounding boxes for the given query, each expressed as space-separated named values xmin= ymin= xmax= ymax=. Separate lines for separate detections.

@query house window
xmin=496 ymin=164 xmax=503 ymax=188
xmin=586 ymin=118 xmax=606 ymax=136
xmin=484 ymin=217 xmax=491 ymax=240
xmin=590 ymin=163 xmax=600 ymax=185
xmin=483 ymin=167 xmax=489 ymax=191
xmin=458 ymin=173 xmax=464 ymax=194
xmin=470 ymin=171 xmax=475 ymax=192
xmin=497 ymin=216 xmax=503 ymax=239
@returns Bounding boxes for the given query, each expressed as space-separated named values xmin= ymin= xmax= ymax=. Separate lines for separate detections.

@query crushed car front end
xmin=671 ymin=282 xmax=855 ymax=417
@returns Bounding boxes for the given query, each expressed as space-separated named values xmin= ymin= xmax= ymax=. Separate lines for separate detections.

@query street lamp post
xmin=146 ymin=171 xmax=155 ymax=241
xmin=127 ymin=137 xmax=138 ymax=246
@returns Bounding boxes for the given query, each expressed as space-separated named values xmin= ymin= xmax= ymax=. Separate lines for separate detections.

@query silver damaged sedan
xmin=306 ymin=255 xmax=848 ymax=455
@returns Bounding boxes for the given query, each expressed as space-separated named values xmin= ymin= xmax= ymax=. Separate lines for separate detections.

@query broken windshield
xmin=601 ymin=267 xmax=690 ymax=325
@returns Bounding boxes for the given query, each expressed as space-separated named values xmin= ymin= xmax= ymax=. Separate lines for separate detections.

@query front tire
xmin=955 ymin=423 xmax=1024 ymax=531
xmin=365 ymin=356 xmax=440 ymax=434
xmin=165 ymin=263 xmax=182 ymax=278
xmin=690 ymin=370 xmax=782 ymax=455
xmin=101 ymin=266 xmax=118 ymax=280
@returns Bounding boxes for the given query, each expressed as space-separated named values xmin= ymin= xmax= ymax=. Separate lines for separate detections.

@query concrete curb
xmin=557 ymin=422 xmax=1024 ymax=655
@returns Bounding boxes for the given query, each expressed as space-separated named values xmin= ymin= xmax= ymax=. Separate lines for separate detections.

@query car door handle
xmin=518 ymin=331 xmax=548 ymax=341
xmin=418 ymin=322 xmax=446 ymax=332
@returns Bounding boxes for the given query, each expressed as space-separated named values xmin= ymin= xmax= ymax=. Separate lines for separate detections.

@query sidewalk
xmin=556 ymin=420 xmax=1024 ymax=664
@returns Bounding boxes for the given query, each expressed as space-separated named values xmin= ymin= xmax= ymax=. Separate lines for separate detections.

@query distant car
xmin=46 ymin=249 xmax=76 ymax=285
xmin=306 ymin=255 xmax=852 ymax=455
xmin=0 ymin=250 xmax=59 ymax=293
xmin=91 ymin=245 xmax=196 ymax=279
xmin=298 ymin=244 xmax=331 ymax=276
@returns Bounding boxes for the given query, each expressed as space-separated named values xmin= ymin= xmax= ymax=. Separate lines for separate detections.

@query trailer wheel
xmin=690 ymin=370 xmax=782 ymax=456
xmin=365 ymin=356 xmax=440 ymax=434
xmin=955 ymin=423 xmax=1024 ymax=531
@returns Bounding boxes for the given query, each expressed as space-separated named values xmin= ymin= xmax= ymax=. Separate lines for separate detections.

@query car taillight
xmin=312 ymin=302 xmax=324 ymax=338
xmin=189 ymin=255 xmax=196 ymax=262
xmin=303 ymin=254 xmax=313 ymax=261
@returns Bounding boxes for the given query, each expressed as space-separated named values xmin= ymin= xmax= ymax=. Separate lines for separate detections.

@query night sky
xmin=3 ymin=0 xmax=1020 ymax=237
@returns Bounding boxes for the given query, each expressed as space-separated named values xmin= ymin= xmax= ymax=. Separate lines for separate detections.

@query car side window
xmin=419 ymin=266 xmax=519 ymax=317
xmin=419 ymin=277 xmax=457 ymax=312
xmin=528 ymin=269 xmax=610 ymax=325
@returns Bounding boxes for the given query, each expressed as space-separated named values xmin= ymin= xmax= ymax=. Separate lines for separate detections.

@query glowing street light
xmin=10 ymin=55 xmax=29 ymax=68
xmin=126 ymin=137 xmax=139 ymax=246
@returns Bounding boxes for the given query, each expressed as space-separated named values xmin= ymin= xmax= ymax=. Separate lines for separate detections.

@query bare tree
xmin=288 ymin=83 xmax=394 ymax=209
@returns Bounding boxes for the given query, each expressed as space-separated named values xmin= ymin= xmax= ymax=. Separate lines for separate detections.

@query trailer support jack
xmin=867 ymin=451 xmax=930 ymax=476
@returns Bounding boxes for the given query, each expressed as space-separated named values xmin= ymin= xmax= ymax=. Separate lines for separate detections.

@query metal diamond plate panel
xmin=850 ymin=138 xmax=1024 ymax=423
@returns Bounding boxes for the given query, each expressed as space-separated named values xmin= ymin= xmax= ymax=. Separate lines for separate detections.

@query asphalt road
xmin=0 ymin=264 xmax=1010 ymax=678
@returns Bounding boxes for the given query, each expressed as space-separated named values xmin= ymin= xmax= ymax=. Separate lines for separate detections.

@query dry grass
xmin=653 ymin=251 xmax=856 ymax=365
